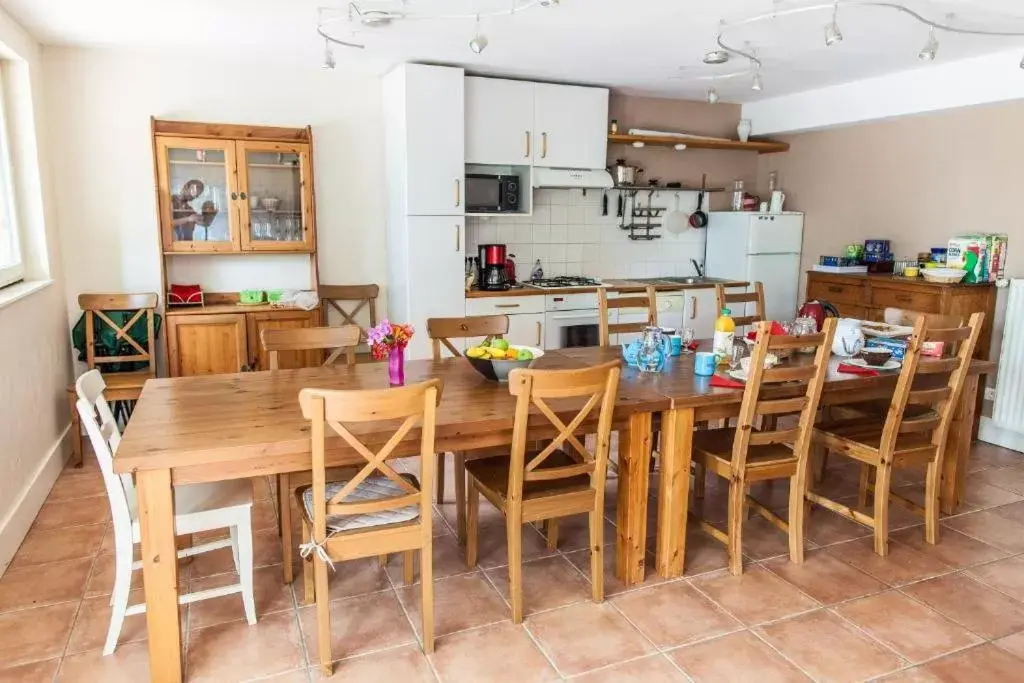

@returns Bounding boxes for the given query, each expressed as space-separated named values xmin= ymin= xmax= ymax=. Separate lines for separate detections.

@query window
xmin=0 ymin=72 xmax=19 ymax=289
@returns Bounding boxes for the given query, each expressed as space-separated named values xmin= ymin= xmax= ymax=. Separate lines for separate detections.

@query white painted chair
xmin=75 ymin=370 xmax=257 ymax=655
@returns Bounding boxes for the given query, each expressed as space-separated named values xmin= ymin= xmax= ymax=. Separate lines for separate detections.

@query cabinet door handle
xmin=689 ymin=296 xmax=697 ymax=320
xmin=536 ymin=321 xmax=542 ymax=346
xmin=495 ymin=304 xmax=520 ymax=309
xmin=455 ymin=179 xmax=461 ymax=207
xmin=231 ymin=192 xmax=238 ymax=200
xmin=240 ymin=192 xmax=247 ymax=200
xmin=541 ymin=132 xmax=548 ymax=159
xmin=895 ymin=294 xmax=913 ymax=303
xmin=827 ymin=286 xmax=843 ymax=294
xmin=525 ymin=131 xmax=531 ymax=158
xmin=455 ymin=224 xmax=460 ymax=252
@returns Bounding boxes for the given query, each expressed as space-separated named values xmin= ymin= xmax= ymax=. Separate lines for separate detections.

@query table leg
xmin=655 ymin=408 xmax=694 ymax=578
xmin=137 ymin=468 xmax=183 ymax=683
xmin=942 ymin=374 xmax=979 ymax=515
xmin=615 ymin=412 xmax=652 ymax=586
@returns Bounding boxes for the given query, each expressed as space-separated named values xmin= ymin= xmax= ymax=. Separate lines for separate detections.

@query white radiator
xmin=981 ymin=279 xmax=1024 ymax=452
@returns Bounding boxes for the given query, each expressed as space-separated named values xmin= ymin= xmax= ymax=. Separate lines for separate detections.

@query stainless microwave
xmin=465 ymin=174 xmax=520 ymax=213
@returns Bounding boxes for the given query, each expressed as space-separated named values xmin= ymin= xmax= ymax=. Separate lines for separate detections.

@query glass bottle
xmin=732 ymin=179 xmax=745 ymax=211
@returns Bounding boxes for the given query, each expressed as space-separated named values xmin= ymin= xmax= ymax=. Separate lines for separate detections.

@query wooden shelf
xmin=608 ymin=133 xmax=789 ymax=155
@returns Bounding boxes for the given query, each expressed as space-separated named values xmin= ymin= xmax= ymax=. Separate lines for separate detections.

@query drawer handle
xmin=495 ymin=304 xmax=521 ymax=309
xmin=895 ymin=294 xmax=913 ymax=303
xmin=827 ymin=286 xmax=842 ymax=294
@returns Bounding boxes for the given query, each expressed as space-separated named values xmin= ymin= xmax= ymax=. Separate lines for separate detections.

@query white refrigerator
xmin=704 ymin=212 xmax=804 ymax=323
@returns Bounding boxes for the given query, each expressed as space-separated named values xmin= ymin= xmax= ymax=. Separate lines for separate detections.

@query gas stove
xmin=525 ymin=276 xmax=604 ymax=290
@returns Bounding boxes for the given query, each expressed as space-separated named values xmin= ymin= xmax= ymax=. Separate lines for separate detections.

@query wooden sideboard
xmin=805 ymin=271 xmax=997 ymax=360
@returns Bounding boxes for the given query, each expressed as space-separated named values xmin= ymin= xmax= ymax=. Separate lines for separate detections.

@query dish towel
xmin=710 ymin=374 xmax=746 ymax=389
xmin=837 ymin=363 xmax=879 ymax=377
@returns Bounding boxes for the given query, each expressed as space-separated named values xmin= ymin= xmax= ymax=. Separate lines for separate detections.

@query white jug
xmin=832 ymin=318 xmax=865 ymax=357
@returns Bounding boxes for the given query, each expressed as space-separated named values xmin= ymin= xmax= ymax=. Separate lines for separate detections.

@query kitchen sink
xmin=627 ymin=276 xmax=731 ymax=286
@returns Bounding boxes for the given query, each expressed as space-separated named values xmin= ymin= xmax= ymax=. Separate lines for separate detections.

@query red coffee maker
xmin=478 ymin=244 xmax=510 ymax=291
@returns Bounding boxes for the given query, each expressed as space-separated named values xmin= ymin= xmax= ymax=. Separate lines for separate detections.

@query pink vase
xmin=388 ymin=347 xmax=405 ymax=386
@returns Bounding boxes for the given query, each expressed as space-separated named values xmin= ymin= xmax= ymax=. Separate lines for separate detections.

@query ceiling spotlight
xmin=825 ymin=1 xmax=843 ymax=46
xmin=321 ymin=38 xmax=336 ymax=70
xmin=751 ymin=72 xmax=763 ymax=91
xmin=918 ymin=28 xmax=939 ymax=61
xmin=706 ymin=87 xmax=720 ymax=104
xmin=673 ymin=143 xmax=687 ymax=151
xmin=703 ymin=49 xmax=730 ymax=65
xmin=469 ymin=14 xmax=488 ymax=54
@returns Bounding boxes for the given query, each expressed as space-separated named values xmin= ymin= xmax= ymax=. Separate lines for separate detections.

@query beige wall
xmin=610 ymin=94 xmax=757 ymax=212
xmin=757 ymin=99 xmax=1023 ymax=362
xmin=0 ymin=10 xmax=72 ymax=572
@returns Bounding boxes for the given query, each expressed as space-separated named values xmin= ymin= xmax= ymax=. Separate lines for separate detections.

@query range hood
xmin=532 ymin=167 xmax=614 ymax=190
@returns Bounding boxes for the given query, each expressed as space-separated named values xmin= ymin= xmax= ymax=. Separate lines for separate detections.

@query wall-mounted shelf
xmin=612 ymin=184 xmax=726 ymax=193
xmin=608 ymin=133 xmax=789 ymax=155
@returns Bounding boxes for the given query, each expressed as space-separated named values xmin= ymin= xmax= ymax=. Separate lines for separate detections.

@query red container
xmin=482 ymin=244 xmax=506 ymax=266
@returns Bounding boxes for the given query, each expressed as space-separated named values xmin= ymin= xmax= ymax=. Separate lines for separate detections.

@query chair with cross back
xmin=318 ymin=284 xmax=379 ymax=350
xmin=67 ymin=293 xmax=159 ymax=468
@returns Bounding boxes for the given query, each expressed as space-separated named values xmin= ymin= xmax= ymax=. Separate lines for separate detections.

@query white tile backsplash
xmin=467 ymin=188 xmax=708 ymax=280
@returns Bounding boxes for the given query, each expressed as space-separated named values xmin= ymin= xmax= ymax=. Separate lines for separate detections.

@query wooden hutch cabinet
xmin=153 ymin=119 xmax=323 ymax=377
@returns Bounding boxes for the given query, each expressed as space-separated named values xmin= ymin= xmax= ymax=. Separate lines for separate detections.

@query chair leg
xmin=858 ymin=464 xmax=873 ymax=508
xmin=507 ymin=512 xmax=524 ymax=623
xmin=421 ymin=539 xmax=435 ymax=653
xmin=403 ymin=550 xmax=416 ymax=586
xmin=280 ymin=474 xmax=293 ymax=584
xmin=235 ymin=522 xmax=257 ymax=625
xmin=873 ymin=460 xmax=893 ymax=557
xmin=694 ymin=462 xmax=706 ymax=499
xmin=545 ymin=518 xmax=559 ymax=552
xmin=379 ymin=554 xmax=389 ymax=568
xmin=454 ymin=452 xmax=467 ymax=545
xmin=727 ymin=479 xmax=745 ymax=576
xmin=435 ymin=452 xmax=447 ymax=504
xmin=301 ymin=521 xmax=314 ymax=606
xmin=812 ymin=444 xmax=828 ymax=485
xmin=924 ymin=457 xmax=942 ymax=545
xmin=314 ymin=550 xmax=333 ymax=676
xmin=103 ymin=548 xmax=133 ymax=655
xmin=589 ymin=508 xmax=604 ymax=603
xmin=788 ymin=470 xmax=808 ymax=565
xmin=466 ymin=480 xmax=480 ymax=568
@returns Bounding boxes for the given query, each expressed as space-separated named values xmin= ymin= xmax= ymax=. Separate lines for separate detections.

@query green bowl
xmin=240 ymin=289 xmax=265 ymax=304
xmin=266 ymin=289 xmax=284 ymax=303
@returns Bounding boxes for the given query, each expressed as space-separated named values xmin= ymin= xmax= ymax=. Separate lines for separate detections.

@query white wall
xmin=743 ymin=48 xmax=1024 ymax=135
xmin=0 ymin=9 xmax=72 ymax=573
xmin=42 ymin=47 xmax=386 ymax=333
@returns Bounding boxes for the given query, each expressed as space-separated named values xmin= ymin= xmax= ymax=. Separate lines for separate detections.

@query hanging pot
xmin=689 ymin=173 xmax=709 ymax=228
xmin=611 ymin=159 xmax=643 ymax=186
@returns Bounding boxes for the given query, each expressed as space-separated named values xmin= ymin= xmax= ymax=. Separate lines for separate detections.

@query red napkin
xmin=745 ymin=321 xmax=788 ymax=341
xmin=837 ymin=363 xmax=879 ymax=376
xmin=685 ymin=340 xmax=699 ymax=352
xmin=710 ymin=374 xmax=745 ymax=388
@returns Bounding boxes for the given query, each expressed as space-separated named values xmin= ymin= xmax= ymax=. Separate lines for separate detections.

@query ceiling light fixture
xmin=321 ymin=37 xmax=336 ymax=70
xmin=918 ymin=27 xmax=938 ymax=61
xmin=703 ymin=49 xmax=730 ymax=65
xmin=469 ymin=14 xmax=489 ymax=53
xmin=751 ymin=71 xmax=763 ymax=91
xmin=824 ymin=2 xmax=843 ymax=47
xmin=706 ymin=87 xmax=720 ymax=104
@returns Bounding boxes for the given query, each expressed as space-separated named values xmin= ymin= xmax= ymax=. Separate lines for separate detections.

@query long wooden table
xmin=115 ymin=348 xmax=994 ymax=682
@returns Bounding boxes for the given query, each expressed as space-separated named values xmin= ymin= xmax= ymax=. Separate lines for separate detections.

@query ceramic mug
xmin=694 ymin=351 xmax=717 ymax=376
xmin=669 ymin=335 xmax=682 ymax=356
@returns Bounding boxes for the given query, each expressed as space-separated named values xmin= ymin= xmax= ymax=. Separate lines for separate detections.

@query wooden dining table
xmin=114 ymin=345 xmax=995 ymax=682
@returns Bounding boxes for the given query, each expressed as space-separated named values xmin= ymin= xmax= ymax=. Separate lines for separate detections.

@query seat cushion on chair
xmin=465 ymin=450 xmax=591 ymax=503
xmin=128 ymin=479 xmax=253 ymax=539
xmin=298 ymin=474 xmax=421 ymax=533
xmin=693 ymin=428 xmax=798 ymax=469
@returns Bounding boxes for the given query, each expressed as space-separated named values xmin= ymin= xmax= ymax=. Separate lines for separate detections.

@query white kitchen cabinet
xmin=685 ymin=289 xmax=719 ymax=339
xmin=464 ymin=295 xmax=545 ymax=352
xmin=533 ymin=82 xmax=609 ymax=170
xmin=402 ymin=216 xmax=466 ymax=359
xmin=507 ymin=312 xmax=545 ymax=349
xmin=465 ymin=77 xmax=535 ymax=166
xmin=394 ymin=63 xmax=465 ymax=216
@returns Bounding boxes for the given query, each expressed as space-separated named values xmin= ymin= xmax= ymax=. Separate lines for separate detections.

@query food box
xmin=867 ymin=337 xmax=944 ymax=359
xmin=947 ymin=233 xmax=1008 ymax=283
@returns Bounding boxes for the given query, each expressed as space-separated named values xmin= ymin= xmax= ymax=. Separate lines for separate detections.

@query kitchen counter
xmin=465 ymin=277 xmax=747 ymax=299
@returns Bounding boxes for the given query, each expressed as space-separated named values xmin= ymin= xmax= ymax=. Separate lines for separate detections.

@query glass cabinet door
xmin=237 ymin=142 xmax=314 ymax=252
xmin=155 ymin=137 xmax=240 ymax=252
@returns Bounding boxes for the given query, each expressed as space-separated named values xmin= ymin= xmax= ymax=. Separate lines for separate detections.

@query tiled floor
xmin=3 ymin=442 xmax=1024 ymax=682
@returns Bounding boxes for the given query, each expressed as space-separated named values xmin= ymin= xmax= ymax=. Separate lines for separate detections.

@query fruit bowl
xmin=465 ymin=344 xmax=544 ymax=382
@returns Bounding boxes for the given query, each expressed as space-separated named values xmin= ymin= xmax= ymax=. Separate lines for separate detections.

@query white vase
xmin=737 ymin=119 xmax=752 ymax=143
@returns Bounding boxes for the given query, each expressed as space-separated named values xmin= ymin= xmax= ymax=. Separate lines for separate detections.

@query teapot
xmin=832 ymin=318 xmax=865 ymax=357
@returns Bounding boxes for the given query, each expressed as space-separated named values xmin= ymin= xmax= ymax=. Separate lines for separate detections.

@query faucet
xmin=690 ymin=258 xmax=705 ymax=278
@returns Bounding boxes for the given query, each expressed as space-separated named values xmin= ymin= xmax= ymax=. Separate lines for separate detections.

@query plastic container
xmin=712 ymin=308 xmax=736 ymax=362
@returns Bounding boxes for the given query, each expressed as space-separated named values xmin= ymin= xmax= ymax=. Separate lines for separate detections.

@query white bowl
xmin=740 ymin=353 xmax=779 ymax=373
xmin=922 ymin=268 xmax=967 ymax=284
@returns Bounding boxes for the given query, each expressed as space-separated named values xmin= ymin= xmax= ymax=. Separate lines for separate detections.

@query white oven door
xmin=544 ymin=310 xmax=602 ymax=349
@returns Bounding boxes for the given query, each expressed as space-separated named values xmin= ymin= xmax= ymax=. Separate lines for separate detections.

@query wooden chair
xmin=596 ymin=286 xmax=657 ymax=347
xmin=68 ymin=293 xmax=158 ymax=467
xmin=426 ymin=315 xmax=509 ymax=520
xmin=261 ymin=325 xmax=363 ymax=584
xmin=715 ymin=282 xmax=766 ymax=328
xmin=465 ymin=361 xmax=620 ymax=622
xmin=691 ymin=318 xmax=837 ymax=575
xmin=297 ymin=379 xmax=441 ymax=673
xmin=319 ymin=284 xmax=379 ymax=342
xmin=807 ymin=313 xmax=984 ymax=557
xmin=76 ymin=370 xmax=256 ymax=655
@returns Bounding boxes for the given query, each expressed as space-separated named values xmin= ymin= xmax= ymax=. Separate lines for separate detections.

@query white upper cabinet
xmin=465 ymin=77 xmax=535 ymax=166
xmin=403 ymin=64 xmax=465 ymax=216
xmin=533 ymin=82 xmax=609 ymax=170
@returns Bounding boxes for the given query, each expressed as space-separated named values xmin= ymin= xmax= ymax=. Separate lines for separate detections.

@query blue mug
xmin=669 ymin=335 xmax=682 ymax=357
xmin=694 ymin=351 xmax=717 ymax=376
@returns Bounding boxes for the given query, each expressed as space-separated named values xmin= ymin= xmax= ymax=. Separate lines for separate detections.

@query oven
xmin=544 ymin=292 xmax=603 ymax=349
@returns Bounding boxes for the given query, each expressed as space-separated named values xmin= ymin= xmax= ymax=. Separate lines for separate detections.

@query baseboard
xmin=0 ymin=425 xmax=71 ymax=575
xmin=979 ymin=417 xmax=1024 ymax=454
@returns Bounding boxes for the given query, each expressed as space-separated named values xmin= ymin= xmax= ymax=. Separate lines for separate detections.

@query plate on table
xmin=845 ymin=357 xmax=902 ymax=371
xmin=727 ymin=369 xmax=749 ymax=382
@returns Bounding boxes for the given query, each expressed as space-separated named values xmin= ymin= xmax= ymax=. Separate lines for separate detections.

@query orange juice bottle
xmin=712 ymin=308 xmax=735 ymax=362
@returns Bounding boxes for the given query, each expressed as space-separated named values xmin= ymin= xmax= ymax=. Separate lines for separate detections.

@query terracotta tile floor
xmin=4 ymin=443 xmax=1024 ymax=682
